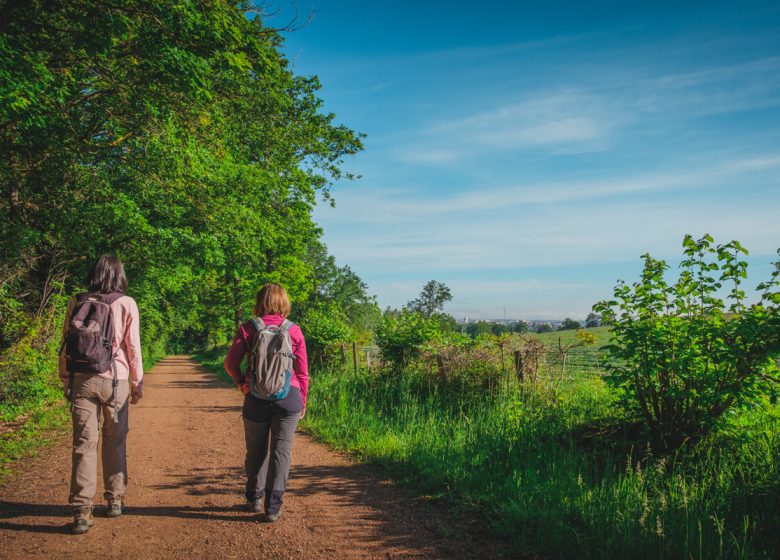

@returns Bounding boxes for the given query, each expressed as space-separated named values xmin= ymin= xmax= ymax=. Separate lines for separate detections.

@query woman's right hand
xmin=240 ymin=382 xmax=251 ymax=395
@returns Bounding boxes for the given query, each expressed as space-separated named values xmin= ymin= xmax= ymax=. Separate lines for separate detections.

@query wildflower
xmin=577 ymin=473 xmax=584 ymax=489
xmin=656 ymin=516 xmax=664 ymax=538
xmin=639 ymin=495 xmax=649 ymax=528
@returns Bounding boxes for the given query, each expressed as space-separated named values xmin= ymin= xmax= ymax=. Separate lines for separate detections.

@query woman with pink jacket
xmin=223 ymin=283 xmax=309 ymax=522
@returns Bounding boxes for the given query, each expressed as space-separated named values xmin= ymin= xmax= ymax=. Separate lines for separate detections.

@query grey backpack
xmin=247 ymin=318 xmax=294 ymax=400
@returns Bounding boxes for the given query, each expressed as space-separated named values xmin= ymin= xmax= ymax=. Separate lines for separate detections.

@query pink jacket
xmin=223 ymin=314 xmax=310 ymax=408
xmin=59 ymin=294 xmax=144 ymax=391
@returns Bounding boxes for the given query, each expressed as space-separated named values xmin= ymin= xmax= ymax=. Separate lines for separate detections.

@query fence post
xmin=365 ymin=350 xmax=371 ymax=370
xmin=340 ymin=344 xmax=347 ymax=367
xmin=513 ymin=350 xmax=523 ymax=382
xmin=352 ymin=341 xmax=358 ymax=375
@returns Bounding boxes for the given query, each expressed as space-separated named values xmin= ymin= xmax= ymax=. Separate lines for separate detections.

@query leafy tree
xmin=594 ymin=235 xmax=780 ymax=450
xmin=297 ymin=304 xmax=352 ymax=367
xmin=585 ymin=312 xmax=601 ymax=328
xmin=0 ymin=0 xmax=368 ymax=411
xmin=535 ymin=323 xmax=553 ymax=333
xmin=301 ymin=240 xmax=380 ymax=345
xmin=407 ymin=280 xmax=452 ymax=317
xmin=465 ymin=322 xmax=493 ymax=339
xmin=375 ymin=309 xmax=442 ymax=371
xmin=511 ymin=321 xmax=529 ymax=334
xmin=558 ymin=318 xmax=582 ymax=331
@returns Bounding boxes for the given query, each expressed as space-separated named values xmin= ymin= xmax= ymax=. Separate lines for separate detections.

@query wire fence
xmin=336 ymin=343 xmax=614 ymax=384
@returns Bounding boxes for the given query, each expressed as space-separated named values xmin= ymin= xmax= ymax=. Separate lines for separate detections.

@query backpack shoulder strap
xmin=279 ymin=319 xmax=293 ymax=333
xmin=101 ymin=292 xmax=125 ymax=305
xmin=250 ymin=317 xmax=265 ymax=332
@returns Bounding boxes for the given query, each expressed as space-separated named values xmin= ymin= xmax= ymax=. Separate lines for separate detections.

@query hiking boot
xmin=264 ymin=511 xmax=281 ymax=523
xmin=106 ymin=498 xmax=123 ymax=518
xmin=72 ymin=507 xmax=94 ymax=535
xmin=246 ymin=498 xmax=262 ymax=513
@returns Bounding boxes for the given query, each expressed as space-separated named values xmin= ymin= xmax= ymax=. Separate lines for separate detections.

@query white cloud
xmin=395 ymin=91 xmax=617 ymax=162
xmin=323 ymin=153 xmax=780 ymax=225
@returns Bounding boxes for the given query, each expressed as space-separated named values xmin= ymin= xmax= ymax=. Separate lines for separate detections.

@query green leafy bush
xmin=297 ymin=305 xmax=352 ymax=366
xmin=595 ymin=235 xmax=780 ymax=449
xmin=375 ymin=310 xmax=442 ymax=371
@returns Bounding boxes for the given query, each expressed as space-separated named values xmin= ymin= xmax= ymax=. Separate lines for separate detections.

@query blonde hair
xmin=254 ymin=283 xmax=291 ymax=317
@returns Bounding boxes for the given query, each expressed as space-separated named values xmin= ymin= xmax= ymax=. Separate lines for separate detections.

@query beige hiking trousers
xmin=69 ymin=373 xmax=129 ymax=509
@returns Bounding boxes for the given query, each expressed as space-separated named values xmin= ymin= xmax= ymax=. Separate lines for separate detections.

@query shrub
xmin=297 ymin=305 xmax=352 ymax=367
xmin=594 ymin=235 xmax=780 ymax=450
xmin=375 ymin=310 xmax=442 ymax=371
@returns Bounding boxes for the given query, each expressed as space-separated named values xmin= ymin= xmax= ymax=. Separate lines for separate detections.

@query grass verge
xmin=301 ymin=367 xmax=779 ymax=560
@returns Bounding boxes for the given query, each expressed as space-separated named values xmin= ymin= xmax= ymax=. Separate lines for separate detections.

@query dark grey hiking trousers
xmin=242 ymin=387 xmax=303 ymax=514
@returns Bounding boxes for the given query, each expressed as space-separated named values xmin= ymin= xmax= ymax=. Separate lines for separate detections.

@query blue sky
xmin=271 ymin=1 xmax=780 ymax=320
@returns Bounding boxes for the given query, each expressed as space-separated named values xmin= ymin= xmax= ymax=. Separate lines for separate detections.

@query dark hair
xmin=87 ymin=255 xmax=128 ymax=294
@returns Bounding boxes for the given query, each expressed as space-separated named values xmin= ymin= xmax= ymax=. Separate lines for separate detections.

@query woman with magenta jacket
xmin=223 ymin=283 xmax=309 ymax=522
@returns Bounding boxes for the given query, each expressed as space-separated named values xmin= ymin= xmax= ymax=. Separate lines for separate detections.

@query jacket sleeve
xmin=224 ymin=323 xmax=250 ymax=387
xmin=292 ymin=326 xmax=309 ymax=408
xmin=123 ymin=298 xmax=144 ymax=389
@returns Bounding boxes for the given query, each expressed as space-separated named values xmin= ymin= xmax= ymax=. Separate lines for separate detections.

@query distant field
xmin=527 ymin=325 xmax=612 ymax=349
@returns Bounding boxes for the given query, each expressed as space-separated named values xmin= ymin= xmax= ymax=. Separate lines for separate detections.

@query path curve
xmin=0 ymin=356 xmax=502 ymax=559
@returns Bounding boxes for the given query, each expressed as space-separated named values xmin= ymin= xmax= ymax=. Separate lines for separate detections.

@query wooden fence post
xmin=365 ymin=350 xmax=371 ymax=370
xmin=340 ymin=344 xmax=347 ymax=367
xmin=352 ymin=341 xmax=358 ymax=375
xmin=513 ymin=350 xmax=523 ymax=382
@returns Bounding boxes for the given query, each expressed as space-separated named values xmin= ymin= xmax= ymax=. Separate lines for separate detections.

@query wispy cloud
xmin=396 ymin=91 xmax=618 ymax=161
xmin=327 ymin=153 xmax=780 ymax=224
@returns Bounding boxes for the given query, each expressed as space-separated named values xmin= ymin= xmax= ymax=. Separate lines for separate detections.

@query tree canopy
xmin=0 ymin=0 xmax=369 ymax=359
xmin=406 ymin=280 xmax=452 ymax=317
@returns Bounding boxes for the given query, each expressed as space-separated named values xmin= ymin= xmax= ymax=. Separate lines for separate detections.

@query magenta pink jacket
xmin=223 ymin=314 xmax=310 ymax=408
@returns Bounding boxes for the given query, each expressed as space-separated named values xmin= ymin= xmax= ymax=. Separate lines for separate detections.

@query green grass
xmin=0 ymin=331 xmax=166 ymax=482
xmin=194 ymin=347 xmax=232 ymax=384
xmin=301 ymin=366 xmax=779 ymax=559
xmin=528 ymin=325 xmax=612 ymax=349
xmin=0 ymin=402 xmax=69 ymax=481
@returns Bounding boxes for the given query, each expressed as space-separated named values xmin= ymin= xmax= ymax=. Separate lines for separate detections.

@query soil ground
xmin=0 ymin=356 xmax=509 ymax=559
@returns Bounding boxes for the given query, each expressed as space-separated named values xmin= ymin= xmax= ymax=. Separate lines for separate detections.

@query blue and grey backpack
xmin=247 ymin=318 xmax=295 ymax=400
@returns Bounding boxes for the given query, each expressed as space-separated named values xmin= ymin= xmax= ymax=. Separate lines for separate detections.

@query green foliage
xmin=300 ymin=240 xmax=381 ymax=347
xmin=559 ymin=317 xmax=582 ymax=330
xmin=512 ymin=320 xmax=529 ymax=334
xmin=465 ymin=321 xmax=511 ymax=338
xmin=594 ymin=235 xmax=780 ymax=449
xmin=465 ymin=321 xmax=494 ymax=338
xmin=406 ymin=280 xmax=452 ymax=317
xmin=304 ymin=366 xmax=780 ymax=559
xmin=586 ymin=312 xmax=601 ymax=328
xmin=0 ymin=1 xmax=368 ymax=417
xmin=297 ymin=305 xmax=352 ymax=366
xmin=0 ymin=402 xmax=69 ymax=481
xmin=530 ymin=325 xmax=612 ymax=349
xmin=375 ymin=310 xmax=443 ymax=371
xmin=536 ymin=323 xmax=553 ymax=333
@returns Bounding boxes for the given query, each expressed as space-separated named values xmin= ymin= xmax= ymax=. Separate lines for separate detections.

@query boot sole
xmin=72 ymin=521 xmax=94 ymax=534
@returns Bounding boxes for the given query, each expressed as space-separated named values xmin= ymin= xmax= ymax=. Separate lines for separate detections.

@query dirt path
xmin=0 ymin=356 xmax=505 ymax=559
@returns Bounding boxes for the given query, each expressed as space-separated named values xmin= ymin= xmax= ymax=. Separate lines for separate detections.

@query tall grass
xmin=303 ymin=367 xmax=779 ymax=559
